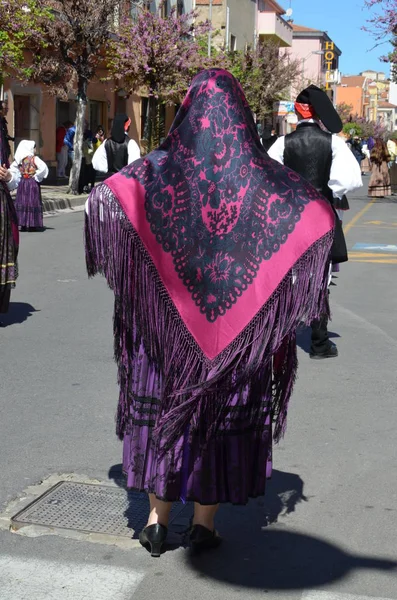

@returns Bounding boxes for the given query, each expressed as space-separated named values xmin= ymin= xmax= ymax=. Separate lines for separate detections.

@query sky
xmin=285 ymin=0 xmax=393 ymax=76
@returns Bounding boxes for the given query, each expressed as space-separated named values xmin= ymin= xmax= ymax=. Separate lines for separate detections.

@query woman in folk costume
xmin=0 ymin=128 xmax=21 ymax=323
xmin=368 ymin=139 xmax=391 ymax=198
xmin=11 ymin=140 xmax=49 ymax=231
xmin=85 ymin=69 xmax=335 ymax=557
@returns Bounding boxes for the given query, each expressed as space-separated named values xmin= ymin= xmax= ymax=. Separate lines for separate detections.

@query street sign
xmin=273 ymin=101 xmax=295 ymax=116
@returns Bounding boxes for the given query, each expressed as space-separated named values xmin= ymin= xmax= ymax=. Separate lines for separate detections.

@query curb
xmin=41 ymin=194 xmax=88 ymax=214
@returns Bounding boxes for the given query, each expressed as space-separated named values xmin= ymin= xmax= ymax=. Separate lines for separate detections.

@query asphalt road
xmin=0 ymin=181 xmax=396 ymax=600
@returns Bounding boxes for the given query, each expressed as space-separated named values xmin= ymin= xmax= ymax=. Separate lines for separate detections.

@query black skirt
xmin=333 ymin=195 xmax=350 ymax=211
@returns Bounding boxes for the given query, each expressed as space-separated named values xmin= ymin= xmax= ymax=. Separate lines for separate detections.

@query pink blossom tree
xmin=364 ymin=0 xmax=397 ymax=78
xmin=28 ymin=0 xmax=118 ymax=194
xmin=0 ymin=0 xmax=51 ymax=79
xmin=109 ymin=2 xmax=212 ymax=151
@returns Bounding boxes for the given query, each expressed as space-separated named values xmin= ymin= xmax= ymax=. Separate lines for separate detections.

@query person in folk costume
xmin=92 ymin=114 xmax=140 ymax=177
xmin=386 ymin=136 xmax=397 ymax=195
xmin=11 ymin=140 xmax=49 ymax=232
xmin=0 ymin=100 xmax=14 ymax=163
xmin=0 ymin=127 xmax=21 ymax=324
xmin=268 ymin=84 xmax=362 ymax=360
xmin=368 ymin=139 xmax=392 ymax=198
xmin=85 ymin=69 xmax=335 ymax=557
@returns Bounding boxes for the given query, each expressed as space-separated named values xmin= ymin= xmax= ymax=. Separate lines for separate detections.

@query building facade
xmin=195 ymin=0 xmax=257 ymax=51
xmin=335 ymin=75 xmax=367 ymax=117
xmin=285 ymin=24 xmax=341 ymax=99
xmin=256 ymin=0 xmax=292 ymax=47
xmin=335 ymin=71 xmax=397 ymax=132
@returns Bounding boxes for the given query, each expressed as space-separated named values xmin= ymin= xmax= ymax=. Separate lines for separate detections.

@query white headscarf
xmin=14 ymin=140 xmax=36 ymax=165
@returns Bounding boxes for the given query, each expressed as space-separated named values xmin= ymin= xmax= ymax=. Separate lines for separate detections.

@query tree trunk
xmin=68 ymin=77 xmax=87 ymax=195
xmin=147 ymin=95 xmax=158 ymax=153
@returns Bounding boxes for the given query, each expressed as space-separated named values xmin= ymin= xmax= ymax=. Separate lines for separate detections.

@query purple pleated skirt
xmin=121 ymin=345 xmax=273 ymax=505
xmin=15 ymin=178 xmax=43 ymax=229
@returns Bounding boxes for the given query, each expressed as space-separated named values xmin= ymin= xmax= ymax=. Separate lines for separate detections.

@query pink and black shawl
xmin=85 ymin=69 xmax=334 ymax=450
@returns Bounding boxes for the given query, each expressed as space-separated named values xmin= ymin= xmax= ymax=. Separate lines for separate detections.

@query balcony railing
xmin=257 ymin=12 xmax=293 ymax=48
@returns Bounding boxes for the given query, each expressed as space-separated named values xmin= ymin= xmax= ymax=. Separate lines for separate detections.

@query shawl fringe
xmin=85 ymin=184 xmax=333 ymax=452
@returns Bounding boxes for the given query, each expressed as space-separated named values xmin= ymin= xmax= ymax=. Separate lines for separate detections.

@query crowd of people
xmin=55 ymin=115 xmax=141 ymax=194
xmin=264 ymin=126 xmax=397 ymax=200
xmin=345 ymin=134 xmax=397 ymax=198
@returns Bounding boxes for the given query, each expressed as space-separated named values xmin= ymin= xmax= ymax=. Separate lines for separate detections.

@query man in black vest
xmin=92 ymin=114 xmax=141 ymax=177
xmin=269 ymin=85 xmax=362 ymax=359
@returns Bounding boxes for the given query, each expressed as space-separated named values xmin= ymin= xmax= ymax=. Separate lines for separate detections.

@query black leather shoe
xmin=190 ymin=524 xmax=222 ymax=554
xmin=139 ymin=523 xmax=168 ymax=557
xmin=310 ymin=343 xmax=338 ymax=360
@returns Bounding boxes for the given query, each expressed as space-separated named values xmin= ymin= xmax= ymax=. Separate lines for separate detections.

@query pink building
xmin=285 ymin=24 xmax=341 ymax=100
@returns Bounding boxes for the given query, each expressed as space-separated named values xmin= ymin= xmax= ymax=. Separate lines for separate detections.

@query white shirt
xmin=268 ymin=120 xmax=363 ymax=199
xmin=6 ymin=169 xmax=20 ymax=190
xmin=9 ymin=156 xmax=49 ymax=184
xmin=92 ymin=137 xmax=141 ymax=173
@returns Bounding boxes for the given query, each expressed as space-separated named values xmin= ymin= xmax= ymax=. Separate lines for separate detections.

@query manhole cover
xmin=11 ymin=481 xmax=191 ymax=538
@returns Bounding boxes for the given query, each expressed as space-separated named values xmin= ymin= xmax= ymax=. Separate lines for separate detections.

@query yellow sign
xmin=324 ymin=41 xmax=334 ymax=91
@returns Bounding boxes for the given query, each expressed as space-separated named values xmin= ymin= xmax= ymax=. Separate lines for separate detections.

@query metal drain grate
xmin=11 ymin=481 xmax=191 ymax=538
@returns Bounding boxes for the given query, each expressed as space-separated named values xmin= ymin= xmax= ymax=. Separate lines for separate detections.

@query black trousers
xmin=311 ymin=315 xmax=330 ymax=354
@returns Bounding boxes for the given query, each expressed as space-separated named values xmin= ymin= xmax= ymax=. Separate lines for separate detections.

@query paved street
xmin=0 ymin=181 xmax=396 ymax=599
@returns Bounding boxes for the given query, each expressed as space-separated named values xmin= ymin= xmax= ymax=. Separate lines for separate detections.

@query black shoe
xmin=190 ymin=524 xmax=222 ymax=554
xmin=310 ymin=343 xmax=338 ymax=360
xmin=139 ymin=523 xmax=168 ymax=557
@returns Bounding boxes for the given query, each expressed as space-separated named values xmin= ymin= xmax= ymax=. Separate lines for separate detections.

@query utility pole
xmin=208 ymin=0 xmax=213 ymax=57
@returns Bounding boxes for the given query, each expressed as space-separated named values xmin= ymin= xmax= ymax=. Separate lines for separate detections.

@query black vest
xmin=284 ymin=122 xmax=347 ymax=264
xmin=105 ymin=136 xmax=130 ymax=175
xmin=284 ymin=123 xmax=333 ymax=202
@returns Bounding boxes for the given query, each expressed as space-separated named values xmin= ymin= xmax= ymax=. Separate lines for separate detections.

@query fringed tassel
xmin=272 ymin=333 xmax=298 ymax=442
xmin=84 ymin=184 xmax=333 ymax=452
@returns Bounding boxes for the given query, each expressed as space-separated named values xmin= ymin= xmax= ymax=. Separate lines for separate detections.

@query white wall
xmin=389 ymin=81 xmax=397 ymax=106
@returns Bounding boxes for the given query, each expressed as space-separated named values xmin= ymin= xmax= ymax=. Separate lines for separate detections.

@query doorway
xmin=14 ymin=94 xmax=41 ymax=152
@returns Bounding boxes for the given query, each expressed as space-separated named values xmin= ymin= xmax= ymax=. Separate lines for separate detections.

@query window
xmin=131 ymin=0 xmax=151 ymax=19
xmin=160 ymin=1 xmax=169 ymax=17
xmin=230 ymin=35 xmax=237 ymax=51
xmin=177 ymin=0 xmax=183 ymax=16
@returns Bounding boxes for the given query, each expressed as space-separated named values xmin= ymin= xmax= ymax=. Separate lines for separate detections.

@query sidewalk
xmin=10 ymin=184 xmax=89 ymax=214
xmin=39 ymin=184 xmax=89 ymax=213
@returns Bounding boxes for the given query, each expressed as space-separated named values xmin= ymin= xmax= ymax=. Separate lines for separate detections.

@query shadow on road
xmin=262 ymin=469 xmax=308 ymax=525
xmin=1 ymin=302 xmax=38 ymax=326
xmin=185 ymin=527 xmax=396 ymax=590
xmin=296 ymin=325 xmax=340 ymax=355
xmin=108 ymin=464 xmax=311 ymax=543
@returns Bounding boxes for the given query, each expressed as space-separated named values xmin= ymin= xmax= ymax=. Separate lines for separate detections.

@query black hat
xmin=296 ymin=84 xmax=342 ymax=134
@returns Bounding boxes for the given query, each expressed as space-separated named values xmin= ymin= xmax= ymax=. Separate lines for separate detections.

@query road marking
xmin=349 ymin=251 xmax=397 ymax=264
xmin=349 ymin=252 xmax=396 ymax=258
xmin=0 ymin=556 xmax=144 ymax=600
xmin=352 ymin=244 xmax=397 ymax=253
xmin=343 ymin=198 xmax=376 ymax=235
xmin=364 ymin=221 xmax=397 ymax=226
xmin=349 ymin=259 xmax=397 ymax=264
xmin=302 ymin=592 xmax=395 ymax=600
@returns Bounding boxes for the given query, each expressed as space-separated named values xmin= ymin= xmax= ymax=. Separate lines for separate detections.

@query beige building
xmin=195 ymin=0 xmax=257 ymax=51
xmin=257 ymin=0 xmax=292 ymax=47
